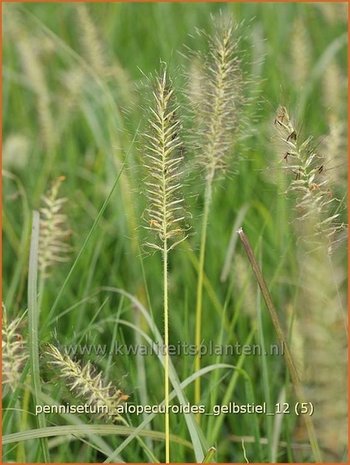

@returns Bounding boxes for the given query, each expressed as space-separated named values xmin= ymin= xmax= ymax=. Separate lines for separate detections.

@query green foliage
xmin=2 ymin=2 xmax=347 ymax=463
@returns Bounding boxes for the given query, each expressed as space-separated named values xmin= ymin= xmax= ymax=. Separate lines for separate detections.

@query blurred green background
xmin=3 ymin=2 xmax=347 ymax=463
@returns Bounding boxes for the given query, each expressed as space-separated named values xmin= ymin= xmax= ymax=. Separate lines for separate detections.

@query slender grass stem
xmin=163 ymin=241 xmax=170 ymax=463
xmin=256 ymin=275 xmax=273 ymax=461
xmin=194 ymin=174 xmax=213 ymax=410
xmin=237 ymin=227 xmax=322 ymax=462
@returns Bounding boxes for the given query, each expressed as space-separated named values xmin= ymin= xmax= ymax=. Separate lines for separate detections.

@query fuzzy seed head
xmin=290 ymin=17 xmax=311 ymax=87
xmin=188 ymin=16 xmax=245 ymax=179
xmin=75 ymin=4 xmax=107 ymax=76
xmin=274 ymin=105 xmax=344 ymax=249
xmin=296 ymin=245 xmax=347 ymax=458
xmin=143 ymin=68 xmax=188 ymax=252
xmin=2 ymin=304 xmax=28 ymax=391
xmin=39 ymin=176 xmax=71 ymax=277
xmin=45 ymin=343 xmax=128 ymax=422
xmin=322 ymin=115 xmax=347 ymax=189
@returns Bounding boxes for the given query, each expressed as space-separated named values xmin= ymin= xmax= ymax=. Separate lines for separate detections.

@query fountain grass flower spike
xmin=142 ymin=66 xmax=188 ymax=463
xmin=190 ymin=15 xmax=247 ymax=408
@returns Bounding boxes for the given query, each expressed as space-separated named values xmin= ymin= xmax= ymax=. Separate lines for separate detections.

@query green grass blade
xmin=2 ymin=424 xmax=193 ymax=449
xmin=28 ymin=211 xmax=50 ymax=462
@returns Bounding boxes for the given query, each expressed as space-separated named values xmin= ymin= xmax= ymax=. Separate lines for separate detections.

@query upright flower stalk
xmin=190 ymin=17 xmax=245 ymax=408
xmin=143 ymin=67 xmax=187 ymax=463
